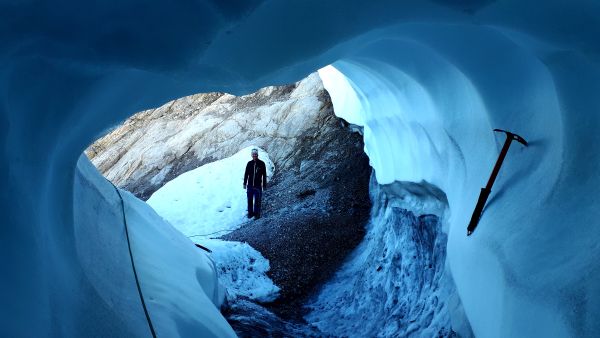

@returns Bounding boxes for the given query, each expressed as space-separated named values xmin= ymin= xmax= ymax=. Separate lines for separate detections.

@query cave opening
xmin=85 ymin=64 xmax=462 ymax=336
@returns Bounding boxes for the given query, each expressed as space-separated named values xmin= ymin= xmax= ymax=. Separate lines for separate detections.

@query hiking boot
xmin=254 ymin=214 xmax=261 ymax=220
xmin=247 ymin=213 xmax=254 ymax=218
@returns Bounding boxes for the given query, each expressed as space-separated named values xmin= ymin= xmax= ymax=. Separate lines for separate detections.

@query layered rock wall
xmin=87 ymin=73 xmax=329 ymax=200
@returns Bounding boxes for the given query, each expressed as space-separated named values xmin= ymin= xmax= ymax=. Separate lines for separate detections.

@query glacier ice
xmin=2 ymin=0 xmax=600 ymax=337
xmin=73 ymin=155 xmax=236 ymax=337
xmin=305 ymin=179 xmax=456 ymax=337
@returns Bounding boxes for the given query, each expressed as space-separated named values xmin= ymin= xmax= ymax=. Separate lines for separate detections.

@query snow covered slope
xmin=147 ymin=147 xmax=273 ymax=238
xmin=148 ymin=146 xmax=279 ymax=303
xmin=2 ymin=1 xmax=600 ymax=337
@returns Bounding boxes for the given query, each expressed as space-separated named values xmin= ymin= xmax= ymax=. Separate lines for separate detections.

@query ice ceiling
xmin=2 ymin=0 xmax=600 ymax=337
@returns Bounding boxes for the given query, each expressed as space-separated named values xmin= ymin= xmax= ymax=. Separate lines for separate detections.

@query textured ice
xmin=195 ymin=239 xmax=280 ymax=303
xmin=74 ymin=155 xmax=236 ymax=337
xmin=305 ymin=179 xmax=455 ymax=337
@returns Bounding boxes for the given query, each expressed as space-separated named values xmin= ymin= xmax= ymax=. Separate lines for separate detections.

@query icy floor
xmin=304 ymin=187 xmax=455 ymax=336
xmin=223 ymin=299 xmax=321 ymax=337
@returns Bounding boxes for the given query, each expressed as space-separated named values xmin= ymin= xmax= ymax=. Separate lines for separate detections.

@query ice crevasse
xmin=1 ymin=1 xmax=599 ymax=337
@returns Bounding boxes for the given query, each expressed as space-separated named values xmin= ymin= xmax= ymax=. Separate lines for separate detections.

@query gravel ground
xmin=222 ymin=117 xmax=372 ymax=321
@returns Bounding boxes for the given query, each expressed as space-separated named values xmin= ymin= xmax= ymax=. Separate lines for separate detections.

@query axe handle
xmin=486 ymin=135 xmax=513 ymax=190
xmin=468 ymin=130 xmax=527 ymax=236
xmin=467 ymin=133 xmax=512 ymax=236
xmin=195 ymin=243 xmax=212 ymax=253
xmin=467 ymin=188 xmax=490 ymax=235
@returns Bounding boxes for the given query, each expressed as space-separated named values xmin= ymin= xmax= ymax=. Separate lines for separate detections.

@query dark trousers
xmin=247 ymin=186 xmax=262 ymax=217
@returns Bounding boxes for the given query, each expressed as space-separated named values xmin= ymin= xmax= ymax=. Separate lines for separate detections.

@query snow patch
xmin=148 ymin=146 xmax=274 ymax=238
xmin=195 ymin=239 xmax=280 ymax=303
xmin=148 ymin=146 xmax=279 ymax=303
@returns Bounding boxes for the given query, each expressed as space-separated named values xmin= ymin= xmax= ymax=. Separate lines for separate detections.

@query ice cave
xmin=2 ymin=1 xmax=600 ymax=337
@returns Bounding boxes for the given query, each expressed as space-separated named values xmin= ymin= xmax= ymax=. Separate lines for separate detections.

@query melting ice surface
xmin=305 ymin=180 xmax=458 ymax=337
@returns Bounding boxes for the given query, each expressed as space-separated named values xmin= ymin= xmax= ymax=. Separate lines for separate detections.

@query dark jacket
xmin=244 ymin=159 xmax=267 ymax=189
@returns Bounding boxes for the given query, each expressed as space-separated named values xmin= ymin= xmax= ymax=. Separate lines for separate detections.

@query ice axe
xmin=467 ymin=129 xmax=527 ymax=236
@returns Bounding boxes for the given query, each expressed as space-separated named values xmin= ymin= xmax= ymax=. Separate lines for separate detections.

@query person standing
xmin=243 ymin=148 xmax=267 ymax=219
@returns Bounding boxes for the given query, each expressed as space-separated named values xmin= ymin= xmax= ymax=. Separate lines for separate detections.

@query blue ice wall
xmin=2 ymin=1 xmax=600 ymax=336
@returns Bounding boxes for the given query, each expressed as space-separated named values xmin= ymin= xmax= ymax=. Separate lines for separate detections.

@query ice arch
xmin=2 ymin=1 xmax=600 ymax=337
xmin=319 ymin=29 xmax=567 ymax=336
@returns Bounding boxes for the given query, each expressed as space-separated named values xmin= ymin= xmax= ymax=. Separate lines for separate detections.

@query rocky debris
xmin=86 ymin=73 xmax=330 ymax=200
xmin=222 ymin=109 xmax=372 ymax=320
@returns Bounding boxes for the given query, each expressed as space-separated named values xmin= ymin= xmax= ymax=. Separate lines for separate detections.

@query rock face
xmin=87 ymin=73 xmax=331 ymax=201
